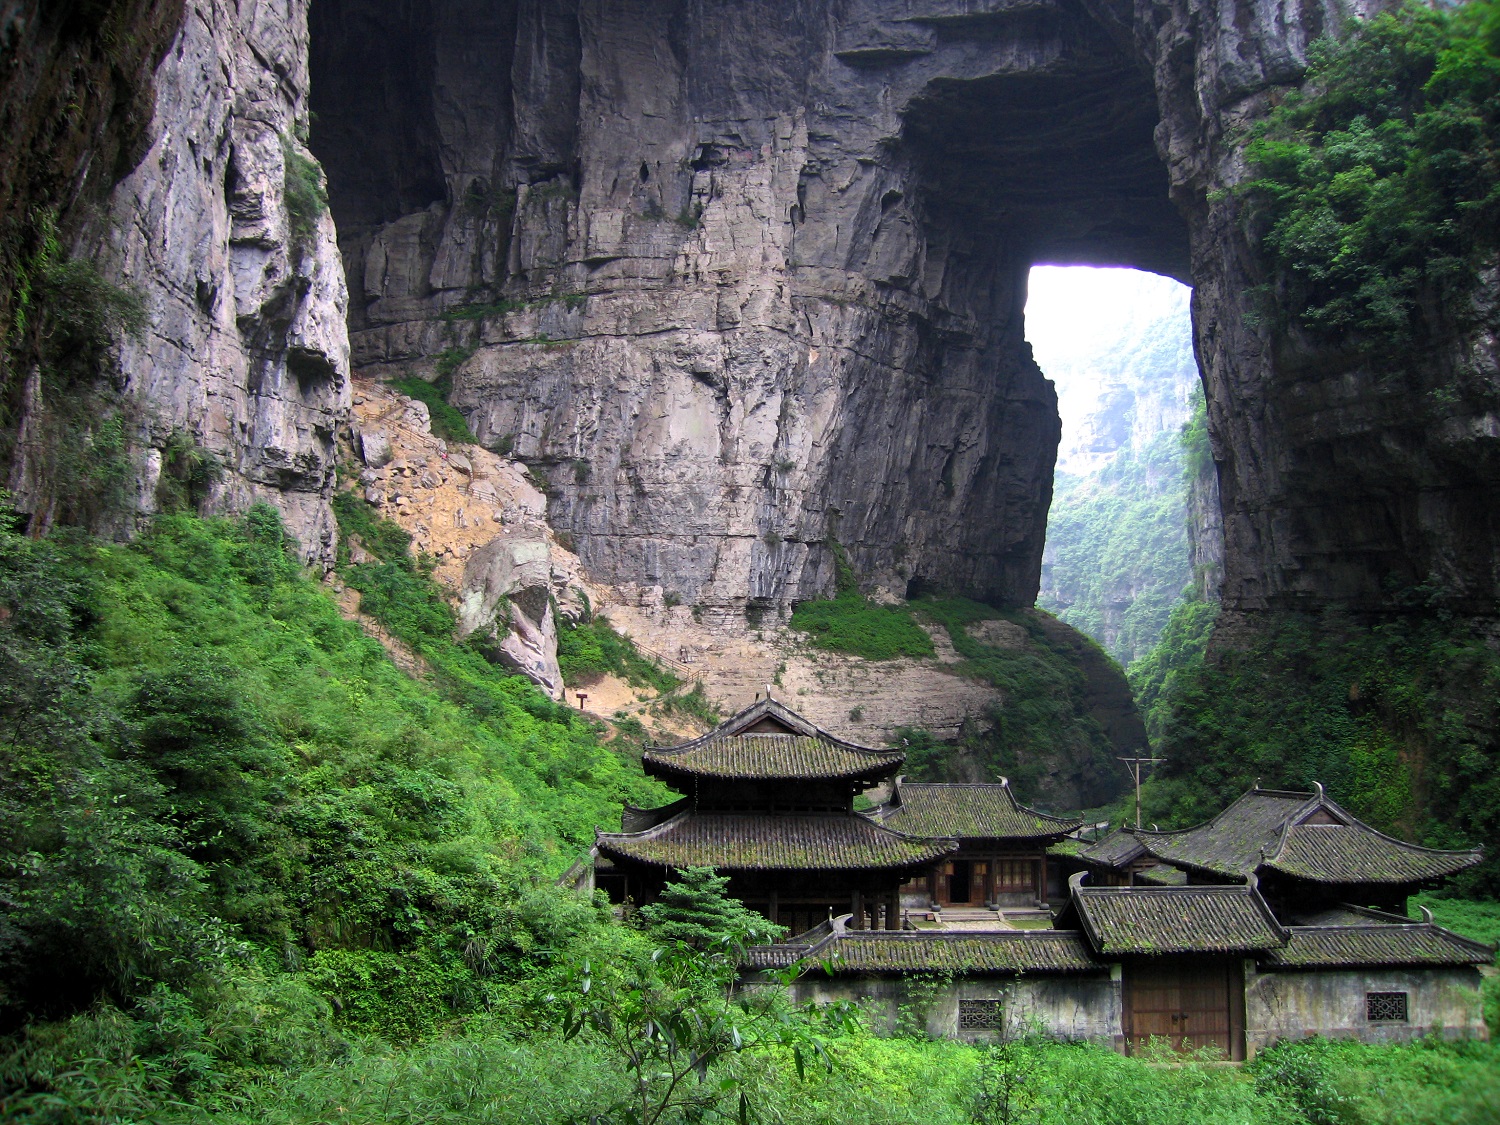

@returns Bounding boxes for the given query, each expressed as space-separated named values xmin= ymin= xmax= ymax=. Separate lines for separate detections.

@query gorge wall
xmin=5 ymin=0 xmax=1497 ymax=632
xmin=0 ymin=0 xmax=349 ymax=561
xmin=306 ymin=0 xmax=1500 ymax=632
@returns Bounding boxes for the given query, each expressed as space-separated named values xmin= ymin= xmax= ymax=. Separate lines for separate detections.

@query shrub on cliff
xmin=1242 ymin=0 xmax=1500 ymax=349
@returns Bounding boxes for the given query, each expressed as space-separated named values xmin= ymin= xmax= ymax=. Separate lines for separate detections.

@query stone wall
xmin=1245 ymin=964 xmax=1490 ymax=1051
xmin=786 ymin=971 xmax=1122 ymax=1044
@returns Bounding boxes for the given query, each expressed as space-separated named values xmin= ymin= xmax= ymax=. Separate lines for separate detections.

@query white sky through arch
xmin=1024 ymin=265 xmax=1196 ymax=476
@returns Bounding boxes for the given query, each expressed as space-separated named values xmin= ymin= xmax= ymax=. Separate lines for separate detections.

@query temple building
xmin=574 ymin=699 xmax=1491 ymax=1055
xmin=592 ymin=699 xmax=958 ymax=932
xmin=1055 ymin=783 xmax=1483 ymax=917
xmin=870 ymin=780 xmax=1079 ymax=909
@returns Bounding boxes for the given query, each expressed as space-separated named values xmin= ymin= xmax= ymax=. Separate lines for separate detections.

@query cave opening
xmin=1027 ymin=265 xmax=1199 ymax=667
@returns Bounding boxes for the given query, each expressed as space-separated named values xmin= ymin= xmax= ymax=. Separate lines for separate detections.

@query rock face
xmin=310 ymin=0 xmax=1191 ymax=622
xmin=101 ymin=0 xmax=351 ymax=561
xmin=349 ymin=379 xmax=600 ymax=700
xmin=307 ymin=0 xmax=1500 ymax=630
xmin=0 ymin=0 xmax=350 ymax=562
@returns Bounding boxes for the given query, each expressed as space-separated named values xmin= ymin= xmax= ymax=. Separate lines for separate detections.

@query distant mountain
xmin=1029 ymin=268 xmax=1198 ymax=666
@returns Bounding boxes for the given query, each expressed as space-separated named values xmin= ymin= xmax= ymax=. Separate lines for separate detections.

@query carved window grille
xmin=994 ymin=859 xmax=1035 ymax=892
xmin=1366 ymin=992 xmax=1408 ymax=1022
xmin=959 ymin=999 xmax=1003 ymax=1030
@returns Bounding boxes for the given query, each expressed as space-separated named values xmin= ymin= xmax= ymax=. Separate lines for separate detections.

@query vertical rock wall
xmin=100 ymin=0 xmax=350 ymax=561
xmin=312 ymin=0 xmax=1187 ymax=620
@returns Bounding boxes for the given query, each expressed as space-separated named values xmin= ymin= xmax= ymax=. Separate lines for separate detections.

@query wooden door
xmin=1123 ymin=959 xmax=1243 ymax=1060
xmin=971 ymin=861 xmax=989 ymax=905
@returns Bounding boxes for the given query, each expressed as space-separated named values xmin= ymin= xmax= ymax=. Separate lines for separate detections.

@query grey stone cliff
xmin=309 ymin=0 xmax=1499 ymax=629
xmin=103 ymin=0 xmax=350 ymax=562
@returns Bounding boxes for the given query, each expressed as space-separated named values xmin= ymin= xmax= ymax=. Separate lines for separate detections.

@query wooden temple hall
xmin=574 ymin=700 xmax=1493 ymax=1054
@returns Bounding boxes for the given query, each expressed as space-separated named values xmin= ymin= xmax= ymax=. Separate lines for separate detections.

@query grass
xmin=789 ymin=594 xmax=935 ymax=661
xmin=386 ymin=373 xmax=476 ymax=444
xmin=557 ymin=616 xmax=680 ymax=694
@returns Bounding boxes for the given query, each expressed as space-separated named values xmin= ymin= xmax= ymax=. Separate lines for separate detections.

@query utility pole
xmin=1118 ymin=756 xmax=1165 ymax=829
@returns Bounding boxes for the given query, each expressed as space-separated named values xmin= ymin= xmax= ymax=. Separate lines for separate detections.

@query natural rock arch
xmin=307 ymin=0 xmax=1499 ymax=623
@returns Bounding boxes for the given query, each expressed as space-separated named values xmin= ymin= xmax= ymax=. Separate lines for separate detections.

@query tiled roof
xmin=620 ymin=798 xmax=688 ymax=833
xmin=1263 ymin=924 xmax=1494 ymax=968
xmin=1264 ymin=825 xmax=1482 ymax=884
xmin=1134 ymin=863 xmax=1187 ymax=886
xmin=1137 ymin=790 xmax=1313 ymax=877
xmin=805 ymin=931 xmax=1099 ymax=974
xmin=1136 ymin=786 xmax=1482 ymax=886
xmin=877 ymin=782 xmax=1080 ymax=840
xmin=644 ymin=699 xmax=903 ymax=782
xmin=1069 ymin=884 xmax=1287 ymax=955
xmin=596 ymin=811 xmax=956 ymax=870
xmin=743 ymin=926 xmax=1099 ymax=974
xmin=1079 ymin=827 xmax=1151 ymax=867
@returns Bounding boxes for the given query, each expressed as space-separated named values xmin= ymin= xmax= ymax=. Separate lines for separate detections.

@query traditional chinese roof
xmin=1133 ymin=789 xmax=1312 ymax=878
xmin=1062 ymin=882 xmax=1287 ymax=956
xmin=1131 ymin=785 xmax=1481 ymax=885
xmin=1263 ymin=924 xmax=1494 ymax=968
xmin=744 ymin=921 xmax=1099 ymax=974
xmin=642 ymin=698 xmax=904 ymax=785
xmin=1263 ymin=824 xmax=1482 ymax=884
xmin=1133 ymin=863 xmax=1188 ymax=887
xmin=874 ymin=781 xmax=1081 ymax=841
xmin=596 ymin=810 xmax=956 ymax=871
xmin=1077 ymin=827 xmax=1151 ymax=868
xmin=619 ymin=797 xmax=688 ymax=833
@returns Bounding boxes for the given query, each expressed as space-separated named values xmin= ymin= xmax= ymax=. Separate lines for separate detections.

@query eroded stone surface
xmin=76 ymin=0 xmax=353 ymax=562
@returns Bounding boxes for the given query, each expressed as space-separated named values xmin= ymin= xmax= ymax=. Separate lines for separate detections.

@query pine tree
xmin=638 ymin=866 xmax=784 ymax=950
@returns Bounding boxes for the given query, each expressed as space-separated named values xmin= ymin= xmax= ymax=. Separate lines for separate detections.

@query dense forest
xmin=3 ymin=1 xmax=1500 ymax=1121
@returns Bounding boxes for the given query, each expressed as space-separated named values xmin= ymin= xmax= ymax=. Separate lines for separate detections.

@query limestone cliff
xmin=308 ymin=0 xmax=1499 ymax=631
xmin=0 ymin=0 xmax=349 ymax=562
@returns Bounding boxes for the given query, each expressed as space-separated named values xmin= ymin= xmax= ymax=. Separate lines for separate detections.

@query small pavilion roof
xmin=596 ymin=810 xmax=956 ymax=871
xmin=1077 ymin=827 xmax=1152 ymax=868
xmin=1131 ymin=785 xmax=1481 ymax=885
xmin=642 ymin=698 xmax=904 ymax=785
xmin=1059 ymin=879 xmax=1287 ymax=956
xmin=874 ymin=780 xmax=1080 ymax=841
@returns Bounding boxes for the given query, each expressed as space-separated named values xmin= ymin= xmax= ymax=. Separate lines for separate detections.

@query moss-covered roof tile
xmin=644 ymin=699 xmax=903 ymax=782
xmin=1071 ymin=885 xmax=1287 ymax=955
xmin=597 ymin=811 xmax=956 ymax=870
xmin=878 ymin=782 xmax=1080 ymax=840
xmin=1264 ymin=825 xmax=1482 ymax=884
xmin=1263 ymin=924 xmax=1494 ymax=968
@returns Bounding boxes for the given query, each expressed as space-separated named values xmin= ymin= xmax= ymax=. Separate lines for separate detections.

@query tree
xmin=637 ymin=867 xmax=784 ymax=951
xmin=558 ymin=940 xmax=847 ymax=1125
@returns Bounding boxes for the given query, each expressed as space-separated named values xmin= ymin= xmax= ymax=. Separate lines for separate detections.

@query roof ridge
xmin=646 ymin=697 xmax=898 ymax=757
xmin=1283 ymin=816 xmax=1483 ymax=859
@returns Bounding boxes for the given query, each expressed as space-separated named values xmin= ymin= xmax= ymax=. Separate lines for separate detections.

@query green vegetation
xmin=790 ymin=543 xmax=934 ymax=661
xmin=3 ymin=216 xmax=146 ymax=530
xmin=557 ymin=616 xmax=680 ymax=693
xmin=1 ymin=497 xmax=1496 ymax=1118
xmin=1140 ymin=608 xmax=1500 ymax=895
xmin=638 ymin=867 xmax=783 ymax=949
xmin=1041 ymin=429 xmax=1191 ymax=666
xmin=1125 ymin=593 xmax=1219 ymax=742
xmin=1242 ymin=1 xmax=1500 ymax=347
xmin=901 ymin=599 xmax=1117 ymax=801
xmin=282 ymin=139 xmax=328 ymax=254
xmin=385 ymin=372 xmax=476 ymax=444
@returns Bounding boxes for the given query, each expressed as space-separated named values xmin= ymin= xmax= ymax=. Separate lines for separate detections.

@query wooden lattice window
xmin=994 ymin=858 xmax=1035 ymax=892
xmin=958 ymin=999 xmax=1003 ymax=1030
xmin=1366 ymin=992 xmax=1409 ymax=1022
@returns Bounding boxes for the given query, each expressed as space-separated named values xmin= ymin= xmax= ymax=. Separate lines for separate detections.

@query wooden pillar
xmin=768 ymin=888 xmax=779 ymax=931
xmin=987 ymin=855 xmax=997 ymax=906
xmin=851 ymin=888 xmax=863 ymax=929
xmin=887 ymin=890 xmax=900 ymax=930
